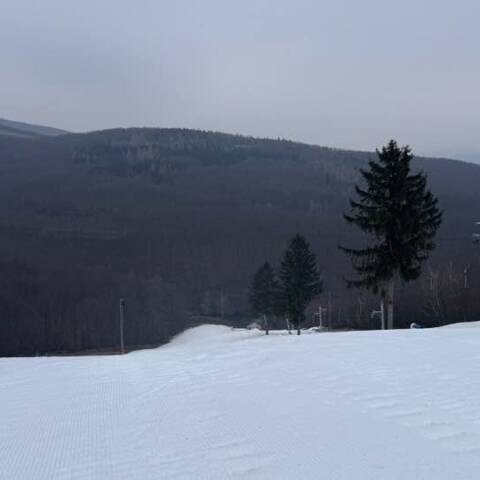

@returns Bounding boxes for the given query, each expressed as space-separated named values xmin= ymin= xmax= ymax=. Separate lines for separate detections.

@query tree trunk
xmin=297 ymin=326 xmax=301 ymax=335
xmin=286 ymin=318 xmax=291 ymax=334
xmin=387 ymin=279 xmax=394 ymax=329
xmin=263 ymin=314 xmax=269 ymax=335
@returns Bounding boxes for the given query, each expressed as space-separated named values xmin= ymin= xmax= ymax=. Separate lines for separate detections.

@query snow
xmin=2 ymin=324 xmax=480 ymax=479
xmin=442 ymin=320 xmax=480 ymax=329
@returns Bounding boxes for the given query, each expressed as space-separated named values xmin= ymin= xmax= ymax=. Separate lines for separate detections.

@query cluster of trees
xmin=249 ymin=235 xmax=322 ymax=335
xmin=250 ymin=141 xmax=443 ymax=332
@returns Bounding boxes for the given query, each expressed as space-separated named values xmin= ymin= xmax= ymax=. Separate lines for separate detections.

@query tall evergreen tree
xmin=249 ymin=261 xmax=278 ymax=334
xmin=279 ymin=234 xmax=323 ymax=335
xmin=340 ymin=140 xmax=442 ymax=329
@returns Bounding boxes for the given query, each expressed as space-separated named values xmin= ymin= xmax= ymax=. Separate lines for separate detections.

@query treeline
xmin=249 ymin=141 xmax=443 ymax=333
xmin=0 ymin=258 xmax=188 ymax=356
xmin=1 ymin=130 xmax=480 ymax=355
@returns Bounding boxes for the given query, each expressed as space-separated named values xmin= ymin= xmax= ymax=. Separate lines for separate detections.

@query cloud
xmin=1 ymin=0 xmax=479 ymax=158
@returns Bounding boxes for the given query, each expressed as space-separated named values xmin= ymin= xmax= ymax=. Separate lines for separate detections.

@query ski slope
xmin=2 ymin=324 xmax=480 ymax=479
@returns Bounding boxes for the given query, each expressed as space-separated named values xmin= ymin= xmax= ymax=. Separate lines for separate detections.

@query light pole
xmin=314 ymin=305 xmax=328 ymax=330
xmin=464 ymin=265 xmax=470 ymax=290
xmin=371 ymin=300 xmax=385 ymax=330
xmin=119 ymin=298 xmax=126 ymax=355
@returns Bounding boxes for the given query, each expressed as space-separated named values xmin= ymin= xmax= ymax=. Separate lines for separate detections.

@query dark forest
xmin=1 ymin=127 xmax=479 ymax=356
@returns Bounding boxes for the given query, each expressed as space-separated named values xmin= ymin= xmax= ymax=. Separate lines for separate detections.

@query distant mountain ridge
xmin=0 ymin=118 xmax=68 ymax=138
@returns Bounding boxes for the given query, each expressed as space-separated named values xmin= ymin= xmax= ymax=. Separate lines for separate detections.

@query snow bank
xmin=442 ymin=320 xmax=480 ymax=329
xmin=1 ymin=325 xmax=480 ymax=479
xmin=168 ymin=324 xmax=255 ymax=347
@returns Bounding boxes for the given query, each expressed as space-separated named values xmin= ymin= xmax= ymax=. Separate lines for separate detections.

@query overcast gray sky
xmin=1 ymin=0 xmax=479 ymax=159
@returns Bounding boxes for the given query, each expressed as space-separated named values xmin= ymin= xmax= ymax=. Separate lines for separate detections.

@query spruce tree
xmin=278 ymin=234 xmax=322 ymax=335
xmin=340 ymin=140 xmax=442 ymax=329
xmin=249 ymin=261 xmax=278 ymax=334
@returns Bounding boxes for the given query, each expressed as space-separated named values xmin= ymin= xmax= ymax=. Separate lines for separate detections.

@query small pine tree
xmin=249 ymin=262 xmax=278 ymax=334
xmin=340 ymin=140 xmax=442 ymax=329
xmin=278 ymin=234 xmax=323 ymax=335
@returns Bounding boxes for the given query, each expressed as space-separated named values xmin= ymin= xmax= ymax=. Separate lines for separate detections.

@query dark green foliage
xmin=249 ymin=262 xmax=278 ymax=333
xmin=278 ymin=235 xmax=323 ymax=334
xmin=341 ymin=140 xmax=442 ymax=292
xmin=249 ymin=261 xmax=278 ymax=315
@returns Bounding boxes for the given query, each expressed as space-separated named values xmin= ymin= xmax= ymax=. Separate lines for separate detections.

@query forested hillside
xmin=1 ymin=128 xmax=479 ymax=355
xmin=0 ymin=118 xmax=68 ymax=138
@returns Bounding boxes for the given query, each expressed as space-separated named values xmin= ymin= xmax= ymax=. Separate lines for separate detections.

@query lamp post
xmin=371 ymin=300 xmax=385 ymax=330
xmin=119 ymin=298 xmax=126 ymax=355
xmin=314 ymin=305 xmax=328 ymax=330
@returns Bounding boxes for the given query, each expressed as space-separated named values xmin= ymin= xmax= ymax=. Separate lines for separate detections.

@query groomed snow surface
xmin=2 ymin=324 xmax=480 ymax=479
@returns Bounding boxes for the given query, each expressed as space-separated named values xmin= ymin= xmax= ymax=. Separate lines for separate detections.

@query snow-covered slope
xmin=2 ymin=325 xmax=480 ymax=479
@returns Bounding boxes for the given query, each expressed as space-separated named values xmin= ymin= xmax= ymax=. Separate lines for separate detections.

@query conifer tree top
xmin=249 ymin=261 xmax=278 ymax=317
xmin=278 ymin=234 xmax=323 ymax=325
xmin=340 ymin=140 xmax=442 ymax=293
